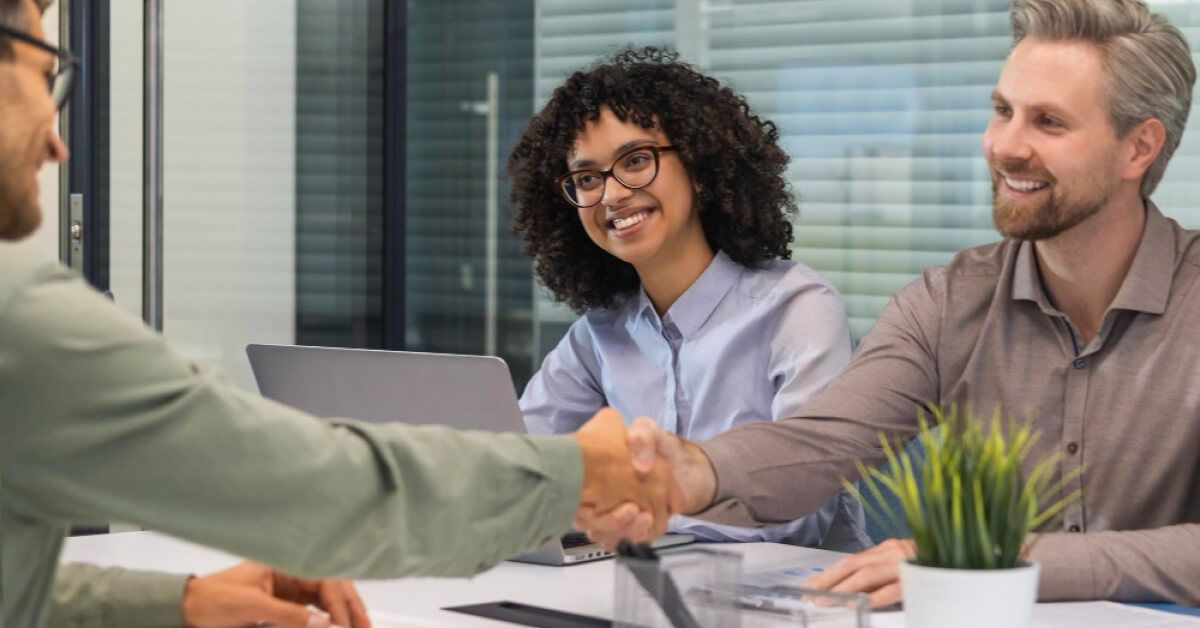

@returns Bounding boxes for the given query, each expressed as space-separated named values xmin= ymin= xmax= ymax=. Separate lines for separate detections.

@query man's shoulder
xmin=895 ymin=239 xmax=1013 ymax=303
xmin=1171 ymin=217 xmax=1200 ymax=269
xmin=0 ymin=245 xmax=72 ymax=316
xmin=943 ymin=239 xmax=1013 ymax=278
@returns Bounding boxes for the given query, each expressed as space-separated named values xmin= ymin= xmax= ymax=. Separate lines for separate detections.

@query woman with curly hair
xmin=510 ymin=47 xmax=867 ymax=549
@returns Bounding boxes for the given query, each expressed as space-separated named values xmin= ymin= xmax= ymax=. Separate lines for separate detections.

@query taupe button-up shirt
xmin=700 ymin=202 xmax=1200 ymax=604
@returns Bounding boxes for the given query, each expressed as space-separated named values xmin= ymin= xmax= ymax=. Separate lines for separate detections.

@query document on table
xmin=871 ymin=601 xmax=1200 ymax=627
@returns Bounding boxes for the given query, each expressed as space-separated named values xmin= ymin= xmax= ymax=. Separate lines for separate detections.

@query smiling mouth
xmin=607 ymin=209 xmax=653 ymax=231
xmin=1002 ymin=175 xmax=1050 ymax=193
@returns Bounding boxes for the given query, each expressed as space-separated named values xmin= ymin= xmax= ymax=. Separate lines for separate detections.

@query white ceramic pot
xmin=899 ymin=560 xmax=1040 ymax=628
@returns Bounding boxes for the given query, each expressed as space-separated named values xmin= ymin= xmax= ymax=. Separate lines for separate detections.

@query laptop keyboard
xmin=561 ymin=531 xmax=594 ymax=548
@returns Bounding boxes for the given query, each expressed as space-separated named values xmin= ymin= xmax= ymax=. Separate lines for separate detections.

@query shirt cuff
xmin=529 ymin=434 xmax=584 ymax=538
xmin=105 ymin=569 xmax=190 ymax=627
xmin=1029 ymin=532 xmax=1097 ymax=601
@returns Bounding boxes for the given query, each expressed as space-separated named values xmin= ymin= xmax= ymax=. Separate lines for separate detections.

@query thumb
xmin=628 ymin=417 xmax=661 ymax=472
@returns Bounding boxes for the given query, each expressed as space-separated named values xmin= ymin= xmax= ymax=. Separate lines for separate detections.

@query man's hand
xmin=573 ymin=416 xmax=717 ymax=549
xmin=181 ymin=561 xmax=370 ymax=628
xmin=803 ymin=538 xmax=915 ymax=609
xmin=571 ymin=409 xmax=687 ymax=541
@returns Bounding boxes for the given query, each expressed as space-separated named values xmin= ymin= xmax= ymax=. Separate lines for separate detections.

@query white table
xmin=61 ymin=532 xmax=1199 ymax=627
xmin=60 ymin=531 xmax=845 ymax=626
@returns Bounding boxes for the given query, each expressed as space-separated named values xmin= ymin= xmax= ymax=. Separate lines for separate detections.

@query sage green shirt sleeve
xmin=47 ymin=565 xmax=187 ymax=628
xmin=0 ymin=254 xmax=583 ymax=626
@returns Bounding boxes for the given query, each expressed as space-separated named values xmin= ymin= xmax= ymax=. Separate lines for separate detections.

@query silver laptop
xmin=245 ymin=344 xmax=692 ymax=565
xmin=246 ymin=344 xmax=525 ymax=431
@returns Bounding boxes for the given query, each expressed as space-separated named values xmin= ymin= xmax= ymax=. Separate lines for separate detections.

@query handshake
xmin=568 ymin=408 xmax=717 ymax=548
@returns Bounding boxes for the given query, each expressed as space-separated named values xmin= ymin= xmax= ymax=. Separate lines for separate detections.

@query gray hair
xmin=1011 ymin=0 xmax=1196 ymax=197
xmin=0 ymin=0 xmax=54 ymax=61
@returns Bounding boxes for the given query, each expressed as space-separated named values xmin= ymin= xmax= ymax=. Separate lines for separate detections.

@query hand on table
xmin=181 ymin=560 xmax=370 ymax=627
xmin=803 ymin=538 xmax=915 ymax=609
xmin=572 ymin=416 xmax=716 ymax=549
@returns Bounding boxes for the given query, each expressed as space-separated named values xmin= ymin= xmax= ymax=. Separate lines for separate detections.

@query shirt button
xmin=1073 ymin=358 xmax=1088 ymax=369
xmin=1066 ymin=442 xmax=1079 ymax=455
xmin=1068 ymin=525 xmax=1082 ymax=533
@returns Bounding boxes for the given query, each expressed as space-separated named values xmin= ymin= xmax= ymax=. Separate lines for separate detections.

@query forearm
xmin=1031 ymin=523 xmax=1200 ymax=604
xmin=2 ymin=270 xmax=584 ymax=581
xmin=26 ymin=414 xmax=582 ymax=581
xmin=48 ymin=564 xmax=188 ymax=628
xmin=694 ymin=417 xmax=883 ymax=527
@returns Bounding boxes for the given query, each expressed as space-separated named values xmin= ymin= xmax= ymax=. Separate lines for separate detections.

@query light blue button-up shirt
xmin=521 ymin=251 xmax=869 ymax=548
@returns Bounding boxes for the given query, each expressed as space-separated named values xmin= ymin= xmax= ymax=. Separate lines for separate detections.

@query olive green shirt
xmin=0 ymin=247 xmax=583 ymax=627
xmin=46 ymin=565 xmax=190 ymax=627
xmin=700 ymin=202 xmax=1200 ymax=604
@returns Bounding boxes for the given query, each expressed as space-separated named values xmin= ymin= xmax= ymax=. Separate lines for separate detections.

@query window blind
xmin=535 ymin=0 xmax=1200 ymax=343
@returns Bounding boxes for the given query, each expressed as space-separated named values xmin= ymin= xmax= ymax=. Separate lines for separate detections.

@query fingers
xmin=574 ymin=408 xmax=658 ymax=514
xmin=647 ymin=461 xmax=674 ymax=535
xmin=342 ymin=580 xmax=371 ymax=628
xmin=804 ymin=553 xmax=860 ymax=591
xmin=827 ymin=560 xmax=899 ymax=597
xmin=803 ymin=539 xmax=913 ymax=609
xmin=867 ymin=582 xmax=903 ymax=609
xmin=209 ymin=586 xmax=331 ymax=628
xmin=184 ymin=565 xmax=372 ymax=628
xmin=578 ymin=502 xmax=654 ymax=550
xmin=574 ymin=408 xmax=689 ymax=539
xmin=317 ymin=581 xmax=354 ymax=628
xmin=628 ymin=416 xmax=662 ymax=473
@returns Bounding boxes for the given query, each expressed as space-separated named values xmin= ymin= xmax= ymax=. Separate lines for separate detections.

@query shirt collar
xmin=636 ymin=250 xmax=742 ymax=338
xmin=1011 ymin=200 xmax=1175 ymax=316
xmin=1109 ymin=200 xmax=1174 ymax=315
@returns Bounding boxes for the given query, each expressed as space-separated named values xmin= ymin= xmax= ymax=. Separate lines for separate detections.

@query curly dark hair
xmin=508 ymin=47 xmax=796 ymax=313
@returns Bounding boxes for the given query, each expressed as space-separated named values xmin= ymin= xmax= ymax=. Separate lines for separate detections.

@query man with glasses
xmin=0 ymin=1 xmax=683 ymax=626
xmin=0 ymin=7 xmax=68 ymax=242
xmin=0 ymin=17 xmax=378 ymax=627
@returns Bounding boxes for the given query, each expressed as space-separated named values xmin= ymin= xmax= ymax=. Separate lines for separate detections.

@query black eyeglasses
xmin=559 ymin=145 xmax=676 ymax=208
xmin=0 ymin=24 xmax=78 ymax=111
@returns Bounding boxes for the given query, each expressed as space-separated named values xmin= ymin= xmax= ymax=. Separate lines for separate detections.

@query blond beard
xmin=992 ymin=185 xmax=1107 ymax=242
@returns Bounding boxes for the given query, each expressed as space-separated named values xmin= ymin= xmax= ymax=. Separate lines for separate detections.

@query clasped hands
xmin=570 ymin=409 xmax=714 ymax=547
xmin=569 ymin=410 xmax=912 ymax=610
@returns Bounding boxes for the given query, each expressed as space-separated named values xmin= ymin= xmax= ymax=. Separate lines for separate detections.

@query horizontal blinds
xmin=295 ymin=0 xmax=384 ymax=349
xmin=707 ymin=0 xmax=1009 ymax=337
xmin=536 ymin=0 xmax=1200 ymax=342
xmin=406 ymin=0 xmax=540 ymax=384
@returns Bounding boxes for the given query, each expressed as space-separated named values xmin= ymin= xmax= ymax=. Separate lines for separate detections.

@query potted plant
xmin=845 ymin=405 xmax=1081 ymax=628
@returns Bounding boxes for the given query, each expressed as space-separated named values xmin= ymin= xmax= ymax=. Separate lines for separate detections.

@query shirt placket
xmin=644 ymin=311 xmax=677 ymax=433
xmin=1059 ymin=318 xmax=1090 ymax=533
xmin=662 ymin=316 xmax=690 ymax=436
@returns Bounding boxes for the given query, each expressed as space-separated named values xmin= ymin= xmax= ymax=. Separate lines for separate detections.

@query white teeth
xmin=611 ymin=211 xmax=648 ymax=230
xmin=1004 ymin=176 xmax=1049 ymax=192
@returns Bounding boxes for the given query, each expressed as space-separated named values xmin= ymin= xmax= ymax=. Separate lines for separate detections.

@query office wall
xmin=108 ymin=2 xmax=297 ymax=392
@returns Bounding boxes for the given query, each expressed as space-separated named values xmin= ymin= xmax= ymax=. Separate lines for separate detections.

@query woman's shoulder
xmin=736 ymin=258 xmax=840 ymax=303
